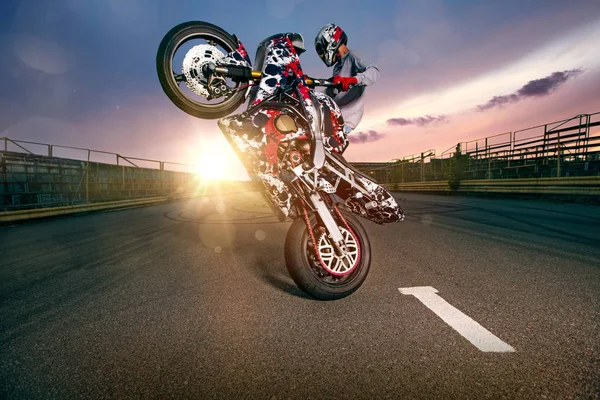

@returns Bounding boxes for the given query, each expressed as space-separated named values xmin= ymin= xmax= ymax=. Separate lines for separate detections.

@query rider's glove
xmin=333 ymin=75 xmax=358 ymax=91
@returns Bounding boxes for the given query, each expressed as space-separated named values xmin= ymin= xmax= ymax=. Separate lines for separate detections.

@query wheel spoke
xmin=332 ymin=258 xmax=342 ymax=273
xmin=314 ymin=226 xmax=360 ymax=276
xmin=174 ymin=73 xmax=187 ymax=83
xmin=342 ymin=255 xmax=353 ymax=270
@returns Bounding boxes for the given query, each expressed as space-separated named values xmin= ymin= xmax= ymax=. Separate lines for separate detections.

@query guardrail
xmin=386 ymin=176 xmax=600 ymax=196
xmin=0 ymin=180 xmax=259 ymax=224
xmin=1 ymin=137 xmax=193 ymax=171
xmin=0 ymin=196 xmax=177 ymax=224
xmin=1 ymin=148 xmax=197 ymax=211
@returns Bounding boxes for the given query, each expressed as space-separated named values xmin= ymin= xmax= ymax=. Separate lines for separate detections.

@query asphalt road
xmin=1 ymin=191 xmax=599 ymax=399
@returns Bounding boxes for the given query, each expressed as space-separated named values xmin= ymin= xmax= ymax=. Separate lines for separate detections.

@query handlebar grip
xmin=306 ymin=78 xmax=335 ymax=87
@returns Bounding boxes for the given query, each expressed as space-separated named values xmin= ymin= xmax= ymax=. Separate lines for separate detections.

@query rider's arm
xmin=351 ymin=51 xmax=379 ymax=86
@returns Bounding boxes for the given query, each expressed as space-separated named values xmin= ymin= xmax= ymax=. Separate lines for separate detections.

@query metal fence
xmin=1 ymin=138 xmax=197 ymax=211
xmin=353 ymin=112 xmax=600 ymax=185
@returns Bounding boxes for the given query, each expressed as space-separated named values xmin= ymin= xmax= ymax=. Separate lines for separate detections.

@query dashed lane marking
xmin=399 ymin=286 xmax=515 ymax=353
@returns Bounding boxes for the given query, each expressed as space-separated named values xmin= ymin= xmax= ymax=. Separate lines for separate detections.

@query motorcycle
xmin=156 ymin=21 xmax=404 ymax=300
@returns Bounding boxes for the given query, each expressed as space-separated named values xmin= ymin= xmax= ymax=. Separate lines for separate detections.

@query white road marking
xmin=399 ymin=286 xmax=515 ymax=353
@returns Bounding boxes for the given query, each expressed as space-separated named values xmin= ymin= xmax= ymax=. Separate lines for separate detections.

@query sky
xmin=1 ymin=0 xmax=600 ymax=178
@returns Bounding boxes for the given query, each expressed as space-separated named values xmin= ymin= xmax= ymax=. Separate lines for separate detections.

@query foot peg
xmin=318 ymin=178 xmax=336 ymax=194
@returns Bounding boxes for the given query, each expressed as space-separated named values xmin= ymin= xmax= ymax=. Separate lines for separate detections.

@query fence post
xmin=557 ymin=133 xmax=561 ymax=177
xmin=584 ymin=114 xmax=590 ymax=159
xmin=86 ymin=150 xmax=90 ymax=202
xmin=420 ymin=153 xmax=424 ymax=182
xmin=486 ymin=138 xmax=490 ymax=179
xmin=578 ymin=115 xmax=583 ymax=152
xmin=401 ymin=161 xmax=404 ymax=183
xmin=543 ymin=124 xmax=549 ymax=165
xmin=507 ymin=134 xmax=511 ymax=168
xmin=160 ymin=162 xmax=165 ymax=191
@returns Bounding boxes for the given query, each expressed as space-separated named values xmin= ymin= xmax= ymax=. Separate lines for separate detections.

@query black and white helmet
xmin=315 ymin=23 xmax=348 ymax=67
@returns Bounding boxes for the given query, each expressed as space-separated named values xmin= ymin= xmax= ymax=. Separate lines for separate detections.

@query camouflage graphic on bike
xmin=216 ymin=33 xmax=403 ymax=224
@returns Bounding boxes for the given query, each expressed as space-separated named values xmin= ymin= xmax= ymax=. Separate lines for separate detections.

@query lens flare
xmin=195 ymin=148 xmax=228 ymax=181
xmin=192 ymin=136 xmax=242 ymax=182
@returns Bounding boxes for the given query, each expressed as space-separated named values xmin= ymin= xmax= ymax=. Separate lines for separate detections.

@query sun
xmin=191 ymin=136 xmax=247 ymax=182
xmin=186 ymin=132 xmax=249 ymax=182
xmin=195 ymin=148 xmax=227 ymax=181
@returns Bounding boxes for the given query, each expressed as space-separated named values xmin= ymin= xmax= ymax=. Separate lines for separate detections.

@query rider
xmin=314 ymin=23 xmax=380 ymax=134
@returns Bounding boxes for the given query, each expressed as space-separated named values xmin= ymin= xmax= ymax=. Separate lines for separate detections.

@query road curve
xmin=1 ymin=192 xmax=598 ymax=399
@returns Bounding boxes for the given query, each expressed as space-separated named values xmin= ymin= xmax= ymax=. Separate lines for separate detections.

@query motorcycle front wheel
xmin=284 ymin=208 xmax=371 ymax=300
xmin=156 ymin=21 xmax=247 ymax=119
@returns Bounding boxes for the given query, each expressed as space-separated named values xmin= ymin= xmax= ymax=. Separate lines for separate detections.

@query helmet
xmin=315 ymin=23 xmax=348 ymax=67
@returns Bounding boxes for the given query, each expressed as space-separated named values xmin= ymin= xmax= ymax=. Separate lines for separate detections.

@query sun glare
xmin=195 ymin=150 xmax=227 ymax=181
xmin=192 ymin=136 xmax=245 ymax=182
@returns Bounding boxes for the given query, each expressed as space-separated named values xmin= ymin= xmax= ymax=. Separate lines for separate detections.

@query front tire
xmin=284 ymin=208 xmax=371 ymax=300
xmin=156 ymin=21 xmax=247 ymax=119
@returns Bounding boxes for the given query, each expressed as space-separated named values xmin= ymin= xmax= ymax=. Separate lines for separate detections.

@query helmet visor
xmin=315 ymin=42 xmax=325 ymax=56
xmin=315 ymin=42 xmax=330 ymax=65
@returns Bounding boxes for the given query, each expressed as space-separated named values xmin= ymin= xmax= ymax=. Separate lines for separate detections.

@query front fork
xmin=307 ymin=192 xmax=347 ymax=255
xmin=291 ymin=160 xmax=348 ymax=255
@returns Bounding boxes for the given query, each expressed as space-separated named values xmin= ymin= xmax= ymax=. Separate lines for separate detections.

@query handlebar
xmin=212 ymin=65 xmax=338 ymax=88
xmin=250 ymin=69 xmax=334 ymax=87
xmin=304 ymin=77 xmax=335 ymax=87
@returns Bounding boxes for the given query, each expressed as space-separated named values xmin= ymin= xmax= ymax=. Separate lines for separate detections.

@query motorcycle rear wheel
xmin=284 ymin=208 xmax=371 ymax=300
xmin=156 ymin=21 xmax=247 ymax=119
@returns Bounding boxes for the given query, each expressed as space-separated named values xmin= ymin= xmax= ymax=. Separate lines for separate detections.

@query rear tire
xmin=156 ymin=21 xmax=247 ymax=119
xmin=284 ymin=208 xmax=371 ymax=300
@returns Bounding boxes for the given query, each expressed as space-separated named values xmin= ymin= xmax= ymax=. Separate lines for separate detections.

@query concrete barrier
xmin=388 ymin=181 xmax=450 ymax=192
xmin=386 ymin=176 xmax=600 ymax=196
xmin=459 ymin=176 xmax=600 ymax=195
xmin=0 ymin=180 xmax=262 ymax=224
xmin=0 ymin=195 xmax=193 ymax=224
xmin=3 ymin=176 xmax=597 ymax=224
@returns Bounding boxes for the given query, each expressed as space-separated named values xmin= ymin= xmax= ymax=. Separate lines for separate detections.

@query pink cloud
xmin=477 ymin=69 xmax=583 ymax=111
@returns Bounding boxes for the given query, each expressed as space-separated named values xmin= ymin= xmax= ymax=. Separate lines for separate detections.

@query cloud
xmin=477 ymin=69 xmax=583 ymax=111
xmin=387 ymin=115 xmax=447 ymax=127
xmin=348 ymin=130 xmax=386 ymax=144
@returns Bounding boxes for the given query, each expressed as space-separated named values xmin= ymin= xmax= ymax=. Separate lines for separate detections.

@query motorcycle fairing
xmin=228 ymin=35 xmax=253 ymax=67
xmin=312 ymin=90 xmax=348 ymax=153
xmin=215 ymin=33 xmax=404 ymax=224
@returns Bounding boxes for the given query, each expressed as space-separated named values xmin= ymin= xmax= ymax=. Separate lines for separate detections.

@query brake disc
xmin=182 ymin=44 xmax=226 ymax=97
